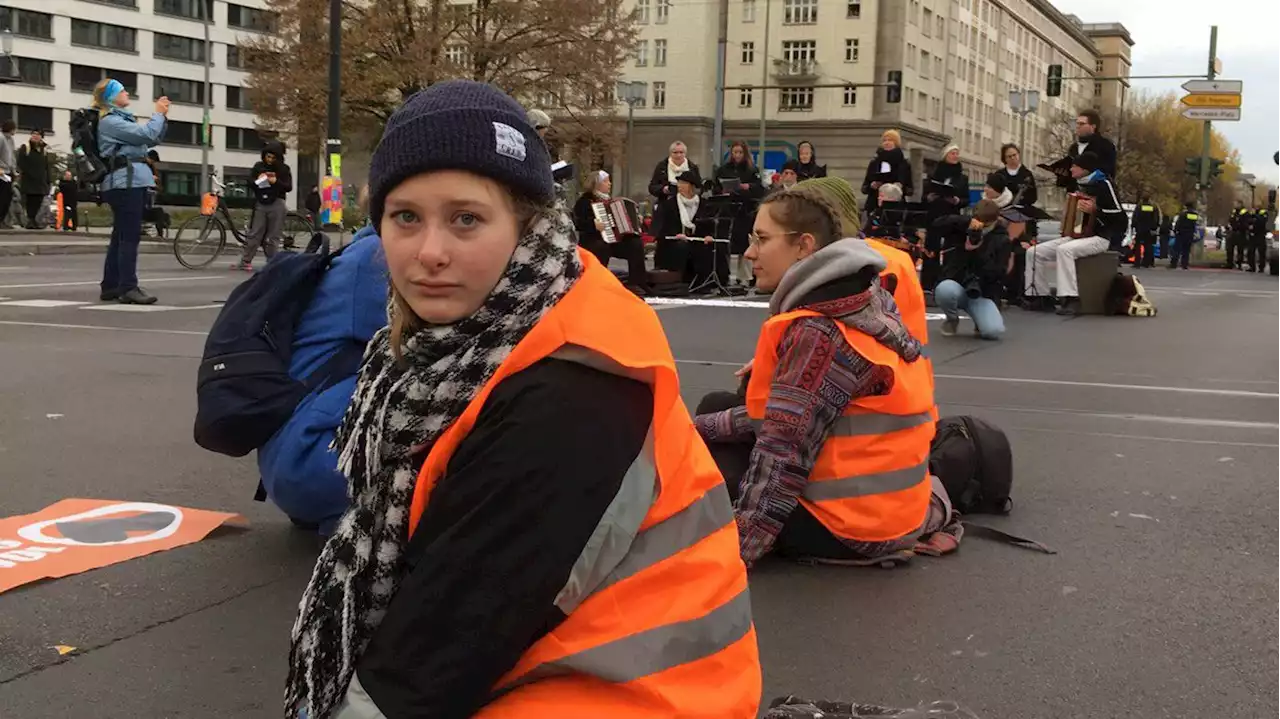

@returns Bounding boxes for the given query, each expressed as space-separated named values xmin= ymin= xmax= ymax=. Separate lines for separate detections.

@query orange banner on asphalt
xmin=0 ymin=499 xmax=245 ymax=594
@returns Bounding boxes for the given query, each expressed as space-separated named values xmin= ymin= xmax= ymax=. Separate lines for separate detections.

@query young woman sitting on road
xmin=285 ymin=80 xmax=760 ymax=719
xmin=694 ymin=186 xmax=962 ymax=568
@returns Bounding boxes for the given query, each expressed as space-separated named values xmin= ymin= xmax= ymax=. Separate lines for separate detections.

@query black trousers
xmin=584 ymin=236 xmax=648 ymax=286
xmin=1134 ymin=231 xmax=1156 ymax=267
xmin=1247 ymin=236 xmax=1267 ymax=271
xmin=0 ymin=179 xmax=12 ymax=225
xmin=1169 ymin=236 xmax=1193 ymax=269
xmin=1225 ymin=232 xmax=1243 ymax=267
xmin=25 ymin=193 xmax=44 ymax=228
xmin=695 ymin=390 xmax=861 ymax=561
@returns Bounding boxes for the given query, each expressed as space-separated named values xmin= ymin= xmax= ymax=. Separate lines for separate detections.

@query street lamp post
xmin=1008 ymin=89 xmax=1040 ymax=163
xmin=0 ymin=30 xmax=21 ymax=85
xmin=616 ymin=80 xmax=647 ymax=198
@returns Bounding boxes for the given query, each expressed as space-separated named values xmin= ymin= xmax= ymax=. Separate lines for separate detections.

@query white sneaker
xmin=940 ymin=319 xmax=959 ymax=336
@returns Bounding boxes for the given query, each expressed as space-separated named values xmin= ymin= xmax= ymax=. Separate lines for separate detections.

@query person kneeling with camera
xmin=932 ymin=199 xmax=1010 ymax=340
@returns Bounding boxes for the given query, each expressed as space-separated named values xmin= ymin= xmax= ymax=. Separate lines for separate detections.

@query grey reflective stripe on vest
xmin=751 ymin=410 xmax=933 ymax=437
xmin=596 ymin=482 xmax=734 ymax=592
xmin=802 ymin=460 xmax=930 ymax=502
xmin=829 ymin=410 xmax=933 ymax=437
xmin=498 ymin=588 xmax=753 ymax=694
xmin=554 ymin=430 xmax=658 ymax=615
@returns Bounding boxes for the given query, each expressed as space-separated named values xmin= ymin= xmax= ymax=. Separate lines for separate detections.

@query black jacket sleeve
xmin=572 ymin=195 xmax=598 ymax=240
xmin=860 ymin=159 xmax=876 ymax=196
xmin=898 ymin=157 xmax=914 ymax=199
xmin=355 ymin=358 xmax=654 ymax=719
xmin=1019 ymin=168 xmax=1038 ymax=207
xmin=648 ymin=160 xmax=671 ymax=200
xmin=278 ymin=163 xmax=293 ymax=195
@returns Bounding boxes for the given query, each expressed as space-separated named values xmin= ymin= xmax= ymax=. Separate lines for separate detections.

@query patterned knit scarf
xmin=284 ymin=207 xmax=583 ymax=719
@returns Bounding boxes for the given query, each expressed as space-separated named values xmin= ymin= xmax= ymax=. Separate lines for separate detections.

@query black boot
xmin=1055 ymin=297 xmax=1081 ymax=316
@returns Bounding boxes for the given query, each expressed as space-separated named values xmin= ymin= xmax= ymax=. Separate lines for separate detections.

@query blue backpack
xmin=194 ymin=235 xmax=365 ymax=458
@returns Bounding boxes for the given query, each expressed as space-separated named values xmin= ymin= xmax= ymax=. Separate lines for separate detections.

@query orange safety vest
xmin=406 ymin=250 xmax=761 ymax=718
xmin=865 ymin=238 xmax=929 ymax=346
xmin=744 ymin=309 xmax=935 ymax=542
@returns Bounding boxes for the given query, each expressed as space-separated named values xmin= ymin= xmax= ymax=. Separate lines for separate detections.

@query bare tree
xmin=241 ymin=0 xmax=638 ymax=158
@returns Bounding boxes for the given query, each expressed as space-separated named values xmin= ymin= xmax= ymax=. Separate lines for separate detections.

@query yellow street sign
xmin=1181 ymin=93 xmax=1242 ymax=108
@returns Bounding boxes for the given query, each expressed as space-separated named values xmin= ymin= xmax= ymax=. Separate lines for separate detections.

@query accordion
xmin=591 ymin=198 xmax=643 ymax=244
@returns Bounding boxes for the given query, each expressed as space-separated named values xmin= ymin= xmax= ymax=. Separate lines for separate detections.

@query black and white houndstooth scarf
xmin=284 ymin=207 xmax=583 ymax=719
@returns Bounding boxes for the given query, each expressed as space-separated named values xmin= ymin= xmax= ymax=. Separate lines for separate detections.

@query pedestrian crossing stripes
xmin=0 ymin=299 xmax=222 ymax=313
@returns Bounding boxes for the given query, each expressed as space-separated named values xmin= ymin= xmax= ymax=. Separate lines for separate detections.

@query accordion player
xmin=591 ymin=197 xmax=643 ymax=244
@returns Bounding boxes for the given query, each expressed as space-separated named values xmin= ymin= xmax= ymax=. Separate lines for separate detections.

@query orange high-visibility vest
xmin=865 ymin=238 xmax=929 ymax=346
xmin=744 ymin=309 xmax=935 ymax=542
xmin=407 ymin=250 xmax=761 ymax=718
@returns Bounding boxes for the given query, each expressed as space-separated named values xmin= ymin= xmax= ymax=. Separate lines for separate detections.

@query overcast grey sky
xmin=1063 ymin=0 xmax=1280 ymax=185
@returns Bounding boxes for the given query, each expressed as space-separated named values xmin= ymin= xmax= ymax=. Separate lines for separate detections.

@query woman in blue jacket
xmin=94 ymin=78 xmax=168 ymax=305
xmin=257 ymin=226 xmax=388 ymax=535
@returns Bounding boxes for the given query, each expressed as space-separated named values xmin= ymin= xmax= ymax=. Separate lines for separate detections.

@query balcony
xmin=772 ymin=58 xmax=820 ymax=83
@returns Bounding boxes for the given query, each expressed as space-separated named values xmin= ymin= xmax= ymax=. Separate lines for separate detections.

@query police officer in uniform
xmin=1227 ymin=202 xmax=1249 ymax=269
xmin=1248 ymin=204 xmax=1271 ymax=272
xmin=1130 ymin=197 xmax=1162 ymax=268
xmin=1170 ymin=202 xmax=1200 ymax=270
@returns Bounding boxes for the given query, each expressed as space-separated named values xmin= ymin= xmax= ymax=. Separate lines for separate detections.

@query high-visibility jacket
xmin=406 ymin=250 xmax=761 ymax=718
xmin=865 ymin=238 xmax=929 ymax=347
xmin=744 ymin=308 xmax=935 ymax=542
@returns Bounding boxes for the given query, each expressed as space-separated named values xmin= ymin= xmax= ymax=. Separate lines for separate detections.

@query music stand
xmin=680 ymin=194 xmax=745 ymax=297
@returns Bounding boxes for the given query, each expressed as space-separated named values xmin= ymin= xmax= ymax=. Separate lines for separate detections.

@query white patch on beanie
xmin=493 ymin=122 xmax=527 ymax=161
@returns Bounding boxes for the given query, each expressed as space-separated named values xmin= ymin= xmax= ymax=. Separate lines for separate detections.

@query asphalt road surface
xmin=0 ymin=253 xmax=1276 ymax=719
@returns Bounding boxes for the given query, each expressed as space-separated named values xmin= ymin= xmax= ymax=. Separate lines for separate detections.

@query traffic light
xmin=1046 ymin=65 xmax=1063 ymax=97
xmin=1184 ymin=157 xmax=1202 ymax=178
xmin=1209 ymin=158 xmax=1226 ymax=179
xmin=886 ymin=71 xmax=902 ymax=104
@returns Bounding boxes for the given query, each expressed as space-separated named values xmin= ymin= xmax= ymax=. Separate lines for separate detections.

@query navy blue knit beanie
xmin=368 ymin=80 xmax=554 ymax=228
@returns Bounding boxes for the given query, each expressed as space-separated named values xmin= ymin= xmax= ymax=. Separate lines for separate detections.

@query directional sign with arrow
xmin=1181 ymin=93 xmax=1243 ymax=108
xmin=1182 ymin=107 xmax=1241 ymax=121
xmin=1182 ymin=79 xmax=1243 ymax=94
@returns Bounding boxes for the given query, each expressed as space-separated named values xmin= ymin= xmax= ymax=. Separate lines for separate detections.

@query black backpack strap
xmin=962 ymin=521 xmax=1056 ymax=555
xmin=254 ymin=480 xmax=268 ymax=502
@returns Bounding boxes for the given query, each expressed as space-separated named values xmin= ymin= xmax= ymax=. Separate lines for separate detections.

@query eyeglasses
xmin=748 ymin=231 xmax=799 ymax=246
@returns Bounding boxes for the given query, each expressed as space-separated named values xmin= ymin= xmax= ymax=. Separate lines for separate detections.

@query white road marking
xmin=1009 ymin=426 xmax=1278 ymax=448
xmin=933 ymin=373 xmax=1277 ymax=398
xmin=0 ymin=276 xmax=231 ymax=290
xmin=0 ymin=266 xmax=30 ymax=271
xmin=941 ymin=402 xmax=1279 ymax=429
xmin=0 ymin=299 xmax=90 ymax=308
xmin=1142 ymin=285 xmax=1277 ymax=297
xmin=0 ymin=320 xmax=208 ymax=336
xmin=645 ymin=297 xmax=768 ymax=308
xmin=675 ymin=359 xmax=1278 ymax=398
xmin=81 ymin=303 xmax=224 ymax=313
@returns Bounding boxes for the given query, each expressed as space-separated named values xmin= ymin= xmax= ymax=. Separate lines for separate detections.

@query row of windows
xmin=0 ymin=103 xmax=266 ymax=150
xmin=738 ymin=0 xmax=862 ymax=23
xmin=7 ymin=61 xmax=256 ymax=111
xmin=1 ymin=2 xmax=275 ymax=30
xmin=736 ymin=39 xmax=860 ymax=66
xmin=630 ymin=0 xmax=862 ymax=25
xmin=2 ymin=6 xmax=275 ymax=53
xmin=730 ymin=86 xmax=860 ymax=111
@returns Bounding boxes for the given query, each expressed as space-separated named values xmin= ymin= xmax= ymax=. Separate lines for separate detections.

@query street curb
xmin=0 ymin=242 xmax=172 ymax=257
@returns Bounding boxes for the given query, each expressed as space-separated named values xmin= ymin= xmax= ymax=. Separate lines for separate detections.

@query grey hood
xmin=769 ymin=237 xmax=888 ymax=315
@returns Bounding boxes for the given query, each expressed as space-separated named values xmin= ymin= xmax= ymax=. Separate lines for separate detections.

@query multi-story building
xmin=1 ymin=0 xmax=291 ymax=205
xmin=616 ymin=0 xmax=1129 ymax=200
xmin=1081 ymin=21 xmax=1134 ymax=126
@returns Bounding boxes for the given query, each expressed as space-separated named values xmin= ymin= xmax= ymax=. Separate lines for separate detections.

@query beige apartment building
xmin=1082 ymin=22 xmax=1135 ymax=126
xmin=616 ymin=0 xmax=1131 ymax=201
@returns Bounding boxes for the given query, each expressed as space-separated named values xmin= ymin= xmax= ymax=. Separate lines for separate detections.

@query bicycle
xmin=171 ymin=172 xmax=316 ymax=269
